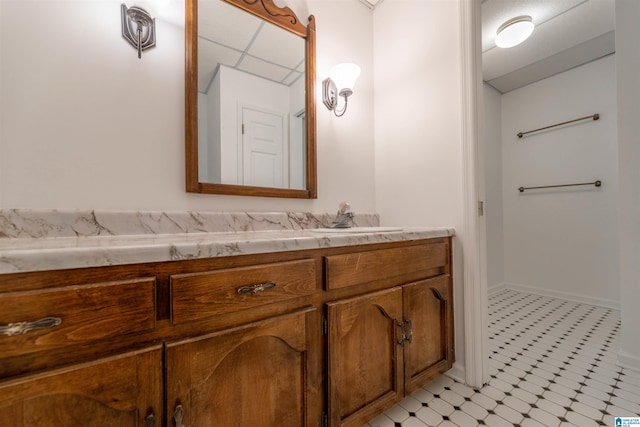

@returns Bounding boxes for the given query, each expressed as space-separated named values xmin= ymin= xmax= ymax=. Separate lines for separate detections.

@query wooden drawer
xmin=170 ymin=259 xmax=317 ymax=325
xmin=0 ymin=278 xmax=156 ymax=359
xmin=324 ymin=243 xmax=448 ymax=290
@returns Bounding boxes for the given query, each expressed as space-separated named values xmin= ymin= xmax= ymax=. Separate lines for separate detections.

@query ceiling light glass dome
xmin=495 ymin=15 xmax=534 ymax=48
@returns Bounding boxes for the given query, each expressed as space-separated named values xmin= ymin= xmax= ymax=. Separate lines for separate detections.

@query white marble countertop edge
xmin=0 ymin=227 xmax=455 ymax=274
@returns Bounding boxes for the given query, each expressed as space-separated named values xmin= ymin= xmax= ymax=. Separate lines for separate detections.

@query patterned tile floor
xmin=364 ymin=289 xmax=640 ymax=427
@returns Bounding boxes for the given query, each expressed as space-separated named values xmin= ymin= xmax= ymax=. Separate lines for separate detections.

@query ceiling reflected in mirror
xmin=198 ymin=0 xmax=304 ymax=94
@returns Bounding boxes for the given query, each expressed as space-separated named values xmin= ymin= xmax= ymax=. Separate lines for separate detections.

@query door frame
xmin=459 ymin=0 xmax=489 ymax=389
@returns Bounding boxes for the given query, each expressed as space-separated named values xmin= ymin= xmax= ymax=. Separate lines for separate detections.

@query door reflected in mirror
xmin=186 ymin=0 xmax=317 ymax=198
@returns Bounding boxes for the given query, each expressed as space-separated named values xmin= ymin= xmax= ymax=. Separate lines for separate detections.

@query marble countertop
xmin=0 ymin=209 xmax=454 ymax=274
xmin=0 ymin=228 xmax=454 ymax=274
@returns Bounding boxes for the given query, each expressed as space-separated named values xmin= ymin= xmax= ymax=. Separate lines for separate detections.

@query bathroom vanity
xmin=0 ymin=210 xmax=454 ymax=427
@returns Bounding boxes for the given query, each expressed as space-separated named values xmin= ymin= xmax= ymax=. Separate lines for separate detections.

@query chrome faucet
xmin=329 ymin=202 xmax=354 ymax=228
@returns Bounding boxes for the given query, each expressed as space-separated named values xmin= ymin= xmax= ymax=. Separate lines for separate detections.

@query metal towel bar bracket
xmin=518 ymin=180 xmax=602 ymax=193
xmin=517 ymin=113 xmax=599 ymax=138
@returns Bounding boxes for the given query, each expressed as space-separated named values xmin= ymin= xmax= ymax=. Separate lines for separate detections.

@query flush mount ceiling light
xmin=495 ymin=15 xmax=534 ymax=48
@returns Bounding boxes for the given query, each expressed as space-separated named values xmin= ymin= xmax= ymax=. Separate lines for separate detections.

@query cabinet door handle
xmin=173 ymin=404 xmax=184 ymax=427
xmin=404 ymin=319 xmax=413 ymax=344
xmin=237 ymin=281 xmax=276 ymax=295
xmin=397 ymin=322 xmax=406 ymax=346
xmin=431 ymin=287 xmax=446 ymax=301
xmin=0 ymin=316 xmax=62 ymax=336
xmin=145 ymin=413 xmax=155 ymax=427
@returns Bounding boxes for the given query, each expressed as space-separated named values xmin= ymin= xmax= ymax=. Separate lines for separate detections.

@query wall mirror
xmin=185 ymin=0 xmax=317 ymax=198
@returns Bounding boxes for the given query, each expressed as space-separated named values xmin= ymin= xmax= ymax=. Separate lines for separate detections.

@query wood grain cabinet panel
xmin=170 ymin=259 xmax=316 ymax=324
xmin=403 ymin=274 xmax=454 ymax=394
xmin=324 ymin=243 xmax=447 ymax=290
xmin=166 ymin=307 xmax=320 ymax=427
xmin=0 ymin=278 xmax=156 ymax=362
xmin=325 ymin=262 xmax=454 ymax=426
xmin=326 ymin=287 xmax=405 ymax=427
xmin=0 ymin=345 xmax=163 ymax=427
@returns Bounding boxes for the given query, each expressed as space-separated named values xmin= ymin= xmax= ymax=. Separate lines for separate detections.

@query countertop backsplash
xmin=0 ymin=209 xmax=381 ymax=239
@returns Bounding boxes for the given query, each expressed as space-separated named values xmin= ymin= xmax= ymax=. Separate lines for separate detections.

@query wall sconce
xmin=121 ymin=3 xmax=156 ymax=59
xmin=495 ymin=15 xmax=534 ymax=48
xmin=322 ymin=63 xmax=361 ymax=117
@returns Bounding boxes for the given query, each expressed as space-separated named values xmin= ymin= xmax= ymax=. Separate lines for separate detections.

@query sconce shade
xmin=495 ymin=15 xmax=534 ymax=48
xmin=329 ymin=63 xmax=361 ymax=96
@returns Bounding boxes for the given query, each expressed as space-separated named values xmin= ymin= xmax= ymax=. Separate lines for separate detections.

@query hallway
xmin=365 ymin=289 xmax=640 ymax=427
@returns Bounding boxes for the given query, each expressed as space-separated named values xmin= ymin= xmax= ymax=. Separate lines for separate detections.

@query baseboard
xmin=503 ymin=282 xmax=621 ymax=310
xmin=444 ymin=362 xmax=466 ymax=384
xmin=617 ymin=350 xmax=640 ymax=373
xmin=488 ymin=282 xmax=507 ymax=295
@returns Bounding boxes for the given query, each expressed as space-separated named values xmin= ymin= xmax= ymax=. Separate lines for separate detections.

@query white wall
xmin=0 ymin=0 xmax=375 ymax=213
xmin=373 ymin=0 xmax=466 ymax=376
xmin=501 ymin=55 xmax=620 ymax=308
xmin=482 ymin=83 xmax=504 ymax=290
xmin=615 ymin=0 xmax=640 ymax=372
xmin=314 ymin=0 xmax=376 ymax=212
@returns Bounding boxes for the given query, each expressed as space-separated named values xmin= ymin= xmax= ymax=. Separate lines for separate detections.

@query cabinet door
xmin=326 ymin=287 xmax=404 ymax=427
xmin=403 ymin=275 xmax=454 ymax=394
xmin=0 ymin=346 xmax=162 ymax=427
xmin=166 ymin=307 xmax=320 ymax=427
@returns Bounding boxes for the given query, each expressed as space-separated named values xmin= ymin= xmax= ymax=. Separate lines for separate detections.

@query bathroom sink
xmin=311 ymin=226 xmax=402 ymax=233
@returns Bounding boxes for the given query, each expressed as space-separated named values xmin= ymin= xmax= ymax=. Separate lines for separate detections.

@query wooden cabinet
xmin=403 ymin=275 xmax=454 ymax=394
xmin=0 ymin=277 xmax=156 ymax=378
xmin=0 ymin=346 xmax=163 ymax=427
xmin=325 ymin=245 xmax=454 ymax=427
xmin=166 ymin=308 xmax=320 ymax=427
xmin=326 ymin=288 xmax=405 ymax=427
xmin=0 ymin=277 xmax=161 ymax=427
xmin=166 ymin=259 xmax=320 ymax=426
xmin=0 ymin=236 xmax=452 ymax=427
xmin=169 ymin=259 xmax=317 ymax=324
xmin=324 ymin=242 xmax=448 ymax=291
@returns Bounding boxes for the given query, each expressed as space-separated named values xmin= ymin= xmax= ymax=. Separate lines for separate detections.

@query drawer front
xmin=0 ymin=278 xmax=156 ymax=359
xmin=325 ymin=243 xmax=448 ymax=290
xmin=170 ymin=259 xmax=317 ymax=325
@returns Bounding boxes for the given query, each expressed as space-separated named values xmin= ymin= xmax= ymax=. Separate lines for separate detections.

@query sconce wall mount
xmin=121 ymin=3 xmax=156 ymax=59
xmin=322 ymin=63 xmax=361 ymax=117
xmin=322 ymin=79 xmax=346 ymax=115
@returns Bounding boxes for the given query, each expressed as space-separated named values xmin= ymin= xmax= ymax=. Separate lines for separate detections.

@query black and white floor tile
xmin=364 ymin=289 xmax=640 ymax=427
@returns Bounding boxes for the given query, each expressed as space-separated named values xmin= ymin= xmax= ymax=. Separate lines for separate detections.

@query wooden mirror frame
xmin=185 ymin=0 xmax=317 ymax=198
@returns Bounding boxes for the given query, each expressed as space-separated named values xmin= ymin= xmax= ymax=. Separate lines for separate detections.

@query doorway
xmin=240 ymin=107 xmax=287 ymax=188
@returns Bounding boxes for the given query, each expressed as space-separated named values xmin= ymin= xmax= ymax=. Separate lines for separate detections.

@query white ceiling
xmin=360 ymin=0 xmax=384 ymax=9
xmin=194 ymin=0 xmax=615 ymax=95
xmin=482 ymin=0 xmax=615 ymax=93
xmin=197 ymin=0 xmax=305 ymax=93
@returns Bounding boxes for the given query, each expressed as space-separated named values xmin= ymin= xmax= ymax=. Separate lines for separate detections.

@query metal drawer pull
xmin=173 ymin=404 xmax=184 ymax=427
xmin=237 ymin=282 xmax=277 ymax=295
xmin=145 ymin=413 xmax=155 ymax=427
xmin=0 ymin=316 xmax=62 ymax=336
